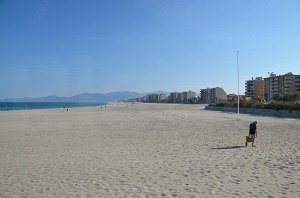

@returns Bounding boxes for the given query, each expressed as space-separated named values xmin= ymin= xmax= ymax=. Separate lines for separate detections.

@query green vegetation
xmin=209 ymin=93 xmax=300 ymax=111
xmin=272 ymin=93 xmax=299 ymax=102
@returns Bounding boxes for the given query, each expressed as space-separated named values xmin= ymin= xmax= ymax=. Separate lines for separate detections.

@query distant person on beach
xmin=105 ymin=105 xmax=106 ymax=108
xmin=248 ymin=121 xmax=257 ymax=146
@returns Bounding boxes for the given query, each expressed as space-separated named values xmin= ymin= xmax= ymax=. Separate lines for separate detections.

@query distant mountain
xmin=0 ymin=91 xmax=147 ymax=102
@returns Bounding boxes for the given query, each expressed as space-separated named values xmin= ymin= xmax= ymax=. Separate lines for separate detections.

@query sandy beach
xmin=0 ymin=103 xmax=299 ymax=197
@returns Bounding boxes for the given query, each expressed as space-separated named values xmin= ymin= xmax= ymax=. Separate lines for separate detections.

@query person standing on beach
xmin=249 ymin=121 xmax=257 ymax=146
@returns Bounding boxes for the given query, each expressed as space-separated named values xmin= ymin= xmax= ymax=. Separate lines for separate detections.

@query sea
xmin=0 ymin=102 xmax=104 ymax=111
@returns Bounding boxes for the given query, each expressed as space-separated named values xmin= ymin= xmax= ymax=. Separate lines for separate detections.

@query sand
xmin=0 ymin=103 xmax=299 ymax=197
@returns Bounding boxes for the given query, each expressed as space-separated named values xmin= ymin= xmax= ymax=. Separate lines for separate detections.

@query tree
xmin=272 ymin=94 xmax=284 ymax=101
xmin=283 ymin=93 xmax=299 ymax=102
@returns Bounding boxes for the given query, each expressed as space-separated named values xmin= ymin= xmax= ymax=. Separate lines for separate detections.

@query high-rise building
xmin=200 ymin=87 xmax=227 ymax=103
xmin=182 ymin=91 xmax=196 ymax=103
xmin=264 ymin=72 xmax=300 ymax=101
xmin=148 ymin=94 xmax=159 ymax=103
xmin=169 ymin=92 xmax=183 ymax=103
xmin=176 ymin=92 xmax=183 ymax=103
xmin=245 ymin=77 xmax=265 ymax=99
xmin=170 ymin=92 xmax=177 ymax=103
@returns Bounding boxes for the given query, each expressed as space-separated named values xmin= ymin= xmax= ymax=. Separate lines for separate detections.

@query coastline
xmin=0 ymin=102 xmax=104 ymax=111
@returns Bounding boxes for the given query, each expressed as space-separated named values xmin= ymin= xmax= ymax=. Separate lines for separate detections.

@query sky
xmin=0 ymin=0 xmax=300 ymax=99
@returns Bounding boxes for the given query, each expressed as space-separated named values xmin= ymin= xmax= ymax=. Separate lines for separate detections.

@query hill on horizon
xmin=0 ymin=91 xmax=170 ymax=103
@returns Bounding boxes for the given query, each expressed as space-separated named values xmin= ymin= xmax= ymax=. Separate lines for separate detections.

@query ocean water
xmin=0 ymin=102 xmax=104 ymax=111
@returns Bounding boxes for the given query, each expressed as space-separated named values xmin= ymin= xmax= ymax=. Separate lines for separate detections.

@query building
xmin=264 ymin=72 xmax=300 ymax=101
xmin=245 ymin=77 xmax=265 ymax=99
xmin=182 ymin=91 xmax=196 ymax=103
xmin=176 ymin=92 xmax=183 ymax=103
xmin=200 ymin=89 xmax=210 ymax=103
xmin=140 ymin=95 xmax=149 ymax=102
xmin=148 ymin=94 xmax=159 ymax=103
xmin=169 ymin=92 xmax=183 ymax=103
xmin=158 ymin=94 xmax=167 ymax=102
xmin=227 ymin=94 xmax=246 ymax=102
xmin=141 ymin=93 xmax=167 ymax=103
xmin=227 ymin=94 xmax=238 ymax=102
xmin=200 ymin=87 xmax=227 ymax=103
xmin=169 ymin=92 xmax=177 ymax=103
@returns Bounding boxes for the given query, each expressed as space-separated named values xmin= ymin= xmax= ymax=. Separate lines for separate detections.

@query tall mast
xmin=237 ymin=50 xmax=240 ymax=115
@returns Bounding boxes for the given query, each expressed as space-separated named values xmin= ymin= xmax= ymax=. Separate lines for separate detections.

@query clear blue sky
xmin=1 ymin=0 xmax=300 ymax=99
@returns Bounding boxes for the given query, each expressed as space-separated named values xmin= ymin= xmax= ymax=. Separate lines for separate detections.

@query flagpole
xmin=237 ymin=50 xmax=240 ymax=115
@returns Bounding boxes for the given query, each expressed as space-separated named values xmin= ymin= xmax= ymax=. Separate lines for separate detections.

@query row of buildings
xmin=169 ymin=91 xmax=197 ymax=103
xmin=138 ymin=91 xmax=197 ymax=103
xmin=245 ymin=72 xmax=300 ymax=101
xmin=128 ymin=72 xmax=299 ymax=104
xmin=134 ymin=89 xmax=228 ymax=104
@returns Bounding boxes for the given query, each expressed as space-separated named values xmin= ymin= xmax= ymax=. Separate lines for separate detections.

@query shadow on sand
xmin=211 ymin=145 xmax=244 ymax=150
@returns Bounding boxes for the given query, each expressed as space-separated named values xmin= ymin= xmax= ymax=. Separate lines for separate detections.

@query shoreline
xmin=0 ymin=102 xmax=105 ymax=111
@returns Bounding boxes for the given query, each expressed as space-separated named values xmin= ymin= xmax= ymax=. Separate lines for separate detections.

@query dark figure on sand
xmin=246 ymin=121 xmax=257 ymax=147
